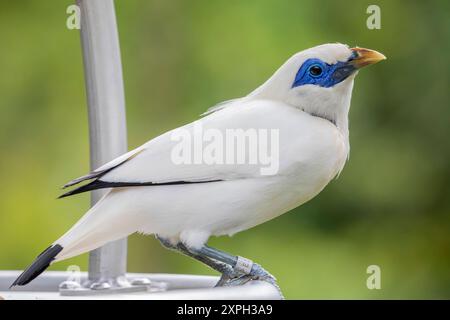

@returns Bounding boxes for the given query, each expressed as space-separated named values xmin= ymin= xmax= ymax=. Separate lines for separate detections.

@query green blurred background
xmin=0 ymin=0 xmax=449 ymax=299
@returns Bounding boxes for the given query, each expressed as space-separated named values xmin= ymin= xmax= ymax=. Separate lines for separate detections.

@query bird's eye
xmin=309 ymin=64 xmax=323 ymax=77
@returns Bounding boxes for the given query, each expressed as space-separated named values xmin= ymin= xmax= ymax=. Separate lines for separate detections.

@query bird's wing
xmin=63 ymin=98 xmax=245 ymax=189
xmin=62 ymin=148 xmax=146 ymax=188
xmin=60 ymin=99 xmax=293 ymax=198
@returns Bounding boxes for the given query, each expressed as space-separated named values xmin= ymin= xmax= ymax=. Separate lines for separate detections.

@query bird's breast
xmin=278 ymin=117 xmax=348 ymax=198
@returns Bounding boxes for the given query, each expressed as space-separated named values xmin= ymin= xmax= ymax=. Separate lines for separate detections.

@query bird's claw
xmin=214 ymin=268 xmax=240 ymax=287
xmin=215 ymin=263 xmax=284 ymax=299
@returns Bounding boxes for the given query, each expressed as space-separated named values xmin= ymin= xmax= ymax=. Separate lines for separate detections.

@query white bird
xmin=12 ymin=43 xmax=385 ymax=289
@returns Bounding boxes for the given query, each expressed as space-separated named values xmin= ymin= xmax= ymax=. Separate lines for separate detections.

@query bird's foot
xmin=215 ymin=261 xmax=284 ymax=299
xmin=214 ymin=268 xmax=241 ymax=287
xmin=227 ymin=263 xmax=277 ymax=287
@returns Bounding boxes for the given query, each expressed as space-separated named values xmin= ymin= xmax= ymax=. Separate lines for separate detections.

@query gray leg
xmin=156 ymin=236 xmax=238 ymax=285
xmin=186 ymin=244 xmax=283 ymax=297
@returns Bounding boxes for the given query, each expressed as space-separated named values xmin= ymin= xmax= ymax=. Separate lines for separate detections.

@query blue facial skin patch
xmin=292 ymin=57 xmax=357 ymax=88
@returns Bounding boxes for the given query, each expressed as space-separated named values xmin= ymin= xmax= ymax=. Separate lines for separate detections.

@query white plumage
xmin=57 ymin=99 xmax=348 ymax=259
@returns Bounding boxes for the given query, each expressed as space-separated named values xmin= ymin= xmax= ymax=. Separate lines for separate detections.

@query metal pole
xmin=77 ymin=0 xmax=128 ymax=289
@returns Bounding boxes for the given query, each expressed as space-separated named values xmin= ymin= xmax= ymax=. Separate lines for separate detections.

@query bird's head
xmin=249 ymin=43 xmax=386 ymax=130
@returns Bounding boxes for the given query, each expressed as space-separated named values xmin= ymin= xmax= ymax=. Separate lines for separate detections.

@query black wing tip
xmin=10 ymin=244 xmax=63 ymax=288
xmin=58 ymin=180 xmax=147 ymax=199
xmin=58 ymin=180 xmax=108 ymax=199
xmin=61 ymin=149 xmax=148 ymax=190
xmin=58 ymin=190 xmax=75 ymax=199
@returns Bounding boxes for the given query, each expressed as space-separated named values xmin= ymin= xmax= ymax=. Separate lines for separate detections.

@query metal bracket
xmin=59 ymin=276 xmax=168 ymax=296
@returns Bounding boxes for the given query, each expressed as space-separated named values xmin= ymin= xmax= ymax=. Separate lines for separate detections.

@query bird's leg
xmin=157 ymin=236 xmax=283 ymax=296
xmin=185 ymin=244 xmax=283 ymax=296
xmin=176 ymin=243 xmax=241 ymax=286
xmin=156 ymin=236 xmax=238 ymax=283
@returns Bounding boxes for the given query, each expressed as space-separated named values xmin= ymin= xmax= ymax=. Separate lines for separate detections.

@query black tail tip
xmin=10 ymin=244 xmax=63 ymax=289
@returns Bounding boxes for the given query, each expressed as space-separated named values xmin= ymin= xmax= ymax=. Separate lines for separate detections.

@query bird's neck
xmin=248 ymin=75 xmax=353 ymax=155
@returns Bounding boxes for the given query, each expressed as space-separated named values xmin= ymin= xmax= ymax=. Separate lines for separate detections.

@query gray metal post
xmin=77 ymin=0 xmax=128 ymax=289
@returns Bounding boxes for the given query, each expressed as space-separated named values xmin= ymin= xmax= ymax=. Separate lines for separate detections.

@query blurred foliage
xmin=0 ymin=0 xmax=449 ymax=299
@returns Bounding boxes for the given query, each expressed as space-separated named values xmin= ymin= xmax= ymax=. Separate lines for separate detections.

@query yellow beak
xmin=350 ymin=47 xmax=386 ymax=68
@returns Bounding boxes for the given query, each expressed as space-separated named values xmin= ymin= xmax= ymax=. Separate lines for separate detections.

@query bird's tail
xmin=11 ymin=191 xmax=139 ymax=287
xmin=10 ymin=244 xmax=63 ymax=287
